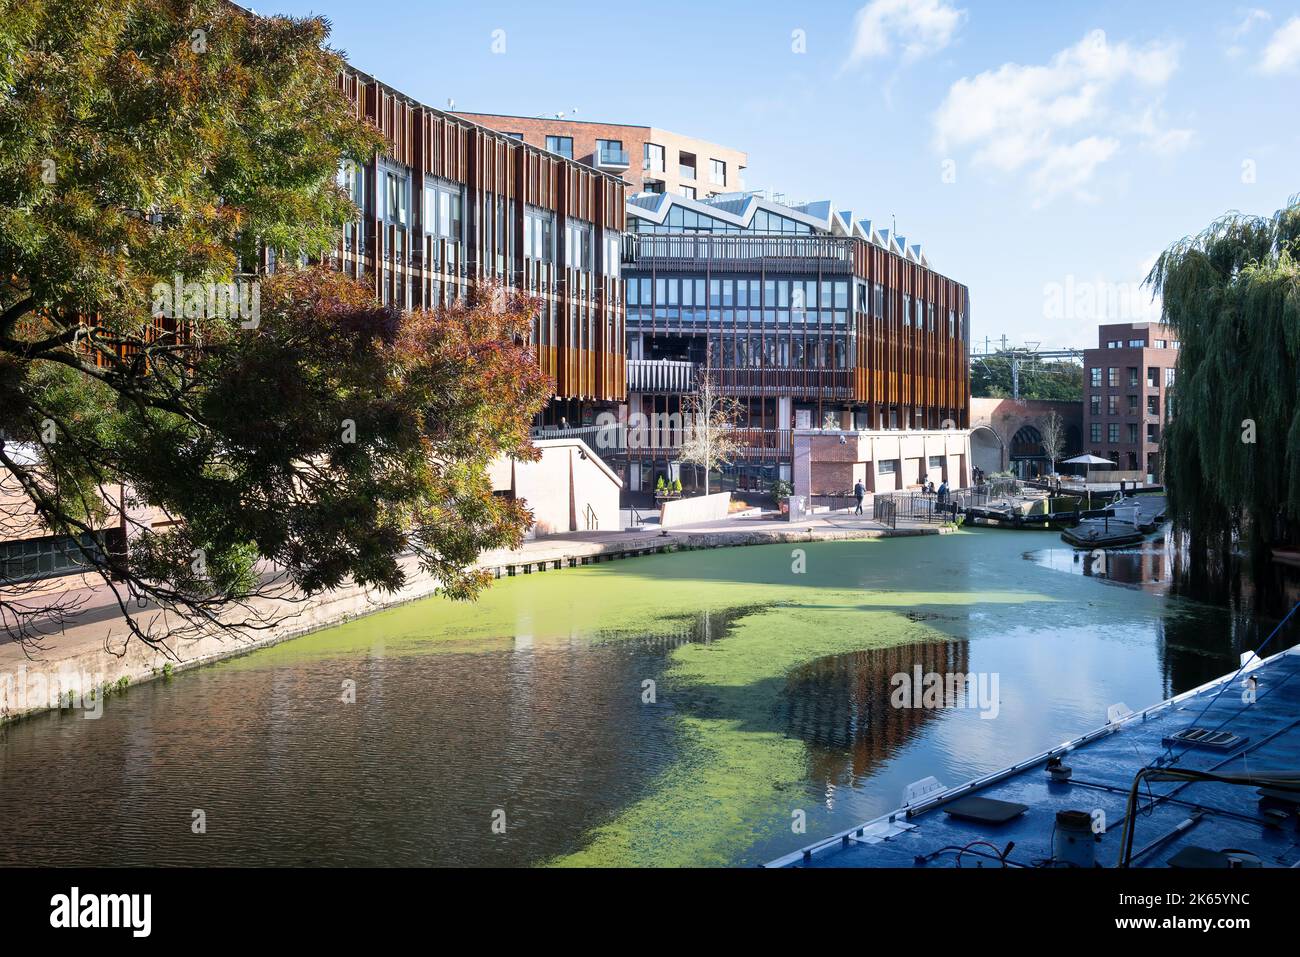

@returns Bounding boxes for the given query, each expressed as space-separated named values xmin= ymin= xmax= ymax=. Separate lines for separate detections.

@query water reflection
xmin=0 ymin=644 xmax=682 ymax=867
xmin=779 ymin=641 xmax=970 ymax=785
xmin=3 ymin=529 xmax=1297 ymax=868
xmin=1030 ymin=529 xmax=1300 ymax=693
xmin=1028 ymin=533 xmax=1176 ymax=590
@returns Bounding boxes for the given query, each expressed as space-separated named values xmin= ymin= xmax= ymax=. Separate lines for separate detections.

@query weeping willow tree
xmin=1147 ymin=196 xmax=1300 ymax=556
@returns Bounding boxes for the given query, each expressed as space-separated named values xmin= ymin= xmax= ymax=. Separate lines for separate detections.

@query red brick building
xmin=1081 ymin=322 xmax=1179 ymax=481
xmin=453 ymin=113 xmax=747 ymax=200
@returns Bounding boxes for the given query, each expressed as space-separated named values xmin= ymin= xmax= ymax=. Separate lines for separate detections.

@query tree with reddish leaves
xmin=0 ymin=0 xmax=549 ymax=654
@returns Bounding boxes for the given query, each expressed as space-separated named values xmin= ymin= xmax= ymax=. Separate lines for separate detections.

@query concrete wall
xmin=791 ymin=430 xmax=973 ymax=497
xmin=659 ymin=491 xmax=732 ymax=528
xmin=487 ymin=439 xmax=623 ymax=536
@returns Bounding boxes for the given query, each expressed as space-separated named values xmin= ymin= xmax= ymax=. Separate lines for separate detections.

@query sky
xmin=268 ymin=0 xmax=1300 ymax=351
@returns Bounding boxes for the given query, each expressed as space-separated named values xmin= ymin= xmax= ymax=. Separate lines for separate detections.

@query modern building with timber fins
xmin=332 ymin=67 xmax=629 ymax=419
xmin=323 ymin=61 xmax=971 ymax=501
xmin=611 ymin=190 xmax=971 ymax=493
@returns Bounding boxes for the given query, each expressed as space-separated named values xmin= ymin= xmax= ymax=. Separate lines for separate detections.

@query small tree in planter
xmin=1040 ymin=410 xmax=1066 ymax=477
xmin=678 ymin=373 xmax=744 ymax=495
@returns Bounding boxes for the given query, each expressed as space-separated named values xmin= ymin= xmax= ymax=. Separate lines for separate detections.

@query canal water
xmin=1 ymin=529 xmax=1295 ymax=867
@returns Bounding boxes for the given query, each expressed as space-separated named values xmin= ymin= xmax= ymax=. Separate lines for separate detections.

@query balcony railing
xmin=627 ymin=359 xmax=698 ymax=393
xmin=623 ymin=233 xmax=854 ymax=272
xmin=530 ymin=424 xmax=793 ymax=463
xmin=596 ymin=147 xmax=629 ymax=168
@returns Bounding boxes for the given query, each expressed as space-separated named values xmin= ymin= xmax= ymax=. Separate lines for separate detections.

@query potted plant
xmin=770 ymin=478 xmax=794 ymax=515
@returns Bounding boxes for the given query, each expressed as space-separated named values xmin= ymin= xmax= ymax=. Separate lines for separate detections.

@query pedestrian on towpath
xmin=853 ymin=480 xmax=865 ymax=515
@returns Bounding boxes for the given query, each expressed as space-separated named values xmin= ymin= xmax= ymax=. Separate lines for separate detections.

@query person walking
xmin=853 ymin=480 xmax=866 ymax=516
xmin=937 ymin=480 xmax=949 ymax=508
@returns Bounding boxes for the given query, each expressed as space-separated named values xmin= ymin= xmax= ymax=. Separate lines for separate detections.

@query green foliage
xmin=1148 ymin=197 xmax=1300 ymax=550
xmin=0 ymin=1 xmax=550 ymax=650
xmin=770 ymin=479 xmax=793 ymax=499
xmin=971 ymin=352 xmax=1082 ymax=401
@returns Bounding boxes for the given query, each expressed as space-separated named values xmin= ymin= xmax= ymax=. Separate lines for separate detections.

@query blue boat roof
xmin=767 ymin=646 xmax=1300 ymax=868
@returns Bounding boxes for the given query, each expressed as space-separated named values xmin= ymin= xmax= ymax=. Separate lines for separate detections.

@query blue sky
xmin=271 ymin=0 xmax=1299 ymax=350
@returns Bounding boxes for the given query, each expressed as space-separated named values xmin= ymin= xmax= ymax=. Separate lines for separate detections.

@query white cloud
xmin=1132 ymin=104 xmax=1195 ymax=156
xmin=1030 ymin=137 xmax=1119 ymax=205
xmin=1232 ymin=7 xmax=1272 ymax=37
xmin=934 ymin=30 xmax=1190 ymax=204
xmin=1260 ymin=15 xmax=1300 ymax=73
xmin=848 ymin=0 xmax=966 ymax=65
xmin=1225 ymin=8 xmax=1269 ymax=58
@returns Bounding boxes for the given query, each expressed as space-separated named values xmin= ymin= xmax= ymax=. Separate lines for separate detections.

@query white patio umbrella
xmin=1061 ymin=453 xmax=1116 ymax=466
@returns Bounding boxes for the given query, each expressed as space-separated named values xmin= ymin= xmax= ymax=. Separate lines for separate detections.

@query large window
xmin=383 ymin=167 xmax=408 ymax=226
xmin=1 ymin=532 xmax=107 ymax=584
xmin=596 ymin=139 xmax=625 ymax=165
xmin=709 ymin=158 xmax=726 ymax=186
xmin=337 ymin=161 xmax=366 ymax=261
xmin=523 ymin=206 xmax=554 ymax=263
xmin=644 ymin=143 xmax=665 ymax=173
xmin=566 ymin=220 xmax=593 ymax=272
xmin=545 ymin=135 xmax=573 ymax=159
xmin=423 ymin=178 xmax=464 ymax=241
xmin=679 ymin=152 xmax=697 ymax=180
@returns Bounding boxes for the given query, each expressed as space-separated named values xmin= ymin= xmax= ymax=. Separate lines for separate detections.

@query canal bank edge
xmin=0 ymin=523 xmax=955 ymax=725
